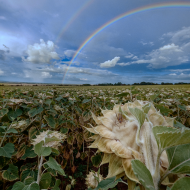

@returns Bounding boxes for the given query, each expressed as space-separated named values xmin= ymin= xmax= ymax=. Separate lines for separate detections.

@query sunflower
xmin=87 ymin=100 xmax=171 ymax=184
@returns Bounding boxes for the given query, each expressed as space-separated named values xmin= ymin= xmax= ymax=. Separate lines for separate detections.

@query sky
xmin=1 ymin=0 xmax=190 ymax=84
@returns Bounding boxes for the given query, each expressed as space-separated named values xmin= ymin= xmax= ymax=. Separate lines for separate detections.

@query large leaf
xmin=131 ymin=160 xmax=155 ymax=190
xmin=2 ymin=164 xmax=19 ymax=181
xmin=21 ymin=170 xmax=38 ymax=182
xmin=91 ymin=176 xmax=122 ymax=190
xmin=11 ymin=181 xmax=25 ymax=190
xmin=0 ymin=143 xmax=14 ymax=158
xmin=153 ymin=126 xmax=190 ymax=150
xmin=44 ymin=115 xmax=56 ymax=128
xmin=21 ymin=146 xmax=37 ymax=160
xmin=34 ymin=141 xmax=51 ymax=157
xmin=44 ymin=157 xmax=65 ymax=176
xmin=82 ymin=99 xmax=91 ymax=103
xmin=28 ymin=107 xmax=43 ymax=118
xmin=128 ymin=107 xmax=146 ymax=127
xmin=142 ymin=103 xmax=151 ymax=114
xmin=8 ymin=109 xmax=22 ymax=121
xmin=0 ymin=108 xmax=8 ymax=118
xmin=171 ymin=177 xmax=190 ymax=190
xmin=166 ymin=144 xmax=190 ymax=174
xmin=39 ymin=172 xmax=52 ymax=189
xmin=22 ymin=183 xmax=40 ymax=190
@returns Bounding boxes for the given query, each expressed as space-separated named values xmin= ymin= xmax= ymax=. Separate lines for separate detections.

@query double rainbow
xmin=62 ymin=2 xmax=190 ymax=83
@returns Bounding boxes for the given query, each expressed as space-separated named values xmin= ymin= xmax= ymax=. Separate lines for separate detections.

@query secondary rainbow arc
xmin=62 ymin=2 xmax=190 ymax=83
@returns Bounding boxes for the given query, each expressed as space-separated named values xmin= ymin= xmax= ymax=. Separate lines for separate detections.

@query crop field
xmin=0 ymin=85 xmax=190 ymax=190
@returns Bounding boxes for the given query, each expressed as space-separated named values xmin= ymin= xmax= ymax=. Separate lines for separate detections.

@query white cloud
xmin=0 ymin=16 xmax=6 ymax=20
xmin=79 ymin=78 xmax=88 ymax=81
xmin=117 ymin=62 xmax=130 ymax=66
xmin=140 ymin=41 xmax=154 ymax=46
xmin=169 ymin=73 xmax=176 ymax=76
xmin=159 ymin=43 xmax=182 ymax=52
xmin=64 ymin=50 xmax=76 ymax=58
xmin=0 ymin=69 xmax=4 ymax=75
xmin=41 ymin=72 xmax=52 ymax=78
xmin=163 ymin=26 xmax=190 ymax=44
xmin=100 ymin=56 xmax=120 ymax=68
xmin=125 ymin=53 xmax=134 ymax=58
xmin=23 ymin=39 xmax=59 ymax=63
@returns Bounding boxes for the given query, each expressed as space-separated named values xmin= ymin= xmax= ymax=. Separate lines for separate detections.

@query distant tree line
xmin=82 ymin=81 xmax=190 ymax=86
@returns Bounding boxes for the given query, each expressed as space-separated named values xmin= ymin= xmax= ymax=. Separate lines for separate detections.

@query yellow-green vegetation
xmin=0 ymin=84 xmax=190 ymax=189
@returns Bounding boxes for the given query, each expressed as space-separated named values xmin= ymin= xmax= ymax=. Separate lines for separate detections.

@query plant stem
xmin=37 ymin=156 xmax=44 ymax=184
xmin=152 ymin=150 xmax=162 ymax=190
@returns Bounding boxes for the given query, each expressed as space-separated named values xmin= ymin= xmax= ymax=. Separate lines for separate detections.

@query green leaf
xmin=45 ymin=136 xmax=60 ymax=144
xmin=21 ymin=146 xmax=37 ymax=160
xmin=34 ymin=141 xmax=52 ymax=157
xmin=44 ymin=157 xmax=65 ymax=176
xmin=91 ymin=154 xmax=102 ymax=167
xmin=6 ymin=128 xmax=18 ymax=134
xmin=0 ymin=108 xmax=8 ymax=118
xmin=131 ymin=160 xmax=155 ymax=190
xmin=24 ymin=177 xmax=35 ymax=185
xmin=44 ymin=115 xmax=56 ymax=128
xmin=22 ymin=183 xmax=40 ymax=190
xmin=28 ymin=107 xmax=43 ymax=118
xmin=174 ymin=120 xmax=186 ymax=130
xmin=166 ymin=144 xmax=190 ymax=174
xmin=21 ymin=170 xmax=38 ymax=182
xmin=34 ymin=141 xmax=43 ymax=156
xmin=154 ymin=104 xmax=172 ymax=116
xmin=128 ymin=107 xmax=146 ymax=127
xmin=2 ymin=164 xmax=19 ymax=181
xmin=171 ymin=177 xmax=190 ymax=190
xmin=60 ymin=127 xmax=68 ymax=134
xmin=153 ymin=126 xmax=190 ymax=150
xmin=150 ymin=94 xmax=159 ymax=101
xmin=44 ymin=99 xmax=52 ymax=105
xmin=52 ymin=179 xmax=61 ymax=190
xmin=142 ymin=103 xmax=151 ymax=114
xmin=115 ymin=93 xmax=129 ymax=97
xmin=0 ymin=143 xmax=14 ymax=158
xmin=8 ymin=109 xmax=22 ymax=121
xmin=94 ymin=176 xmax=122 ymax=190
xmin=39 ymin=172 xmax=52 ymax=189
xmin=82 ymin=99 xmax=91 ymax=103
xmin=11 ymin=181 xmax=25 ymax=190
xmin=178 ymin=105 xmax=186 ymax=111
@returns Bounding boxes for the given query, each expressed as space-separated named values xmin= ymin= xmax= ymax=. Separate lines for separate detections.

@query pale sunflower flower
xmin=87 ymin=100 xmax=172 ymax=184
xmin=31 ymin=130 xmax=66 ymax=150
xmin=86 ymin=171 xmax=103 ymax=189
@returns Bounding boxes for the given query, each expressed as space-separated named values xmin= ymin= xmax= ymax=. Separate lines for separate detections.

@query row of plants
xmin=0 ymin=85 xmax=190 ymax=189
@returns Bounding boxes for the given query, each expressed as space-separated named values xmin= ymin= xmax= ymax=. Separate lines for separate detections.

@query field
xmin=0 ymin=84 xmax=190 ymax=190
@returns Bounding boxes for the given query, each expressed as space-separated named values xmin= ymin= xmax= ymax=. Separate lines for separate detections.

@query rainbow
xmin=55 ymin=0 xmax=95 ymax=43
xmin=62 ymin=2 xmax=190 ymax=83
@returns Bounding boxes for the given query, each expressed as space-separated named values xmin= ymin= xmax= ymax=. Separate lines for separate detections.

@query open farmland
xmin=0 ymin=85 xmax=190 ymax=190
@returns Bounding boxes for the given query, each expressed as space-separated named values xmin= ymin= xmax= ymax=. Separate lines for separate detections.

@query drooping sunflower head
xmin=87 ymin=100 xmax=173 ymax=183
xmin=31 ymin=130 xmax=66 ymax=150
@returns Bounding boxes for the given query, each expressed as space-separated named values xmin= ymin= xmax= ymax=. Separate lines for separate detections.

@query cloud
xmin=100 ymin=56 xmax=120 ymax=68
xmin=163 ymin=26 xmax=190 ymax=44
xmin=23 ymin=39 xmax=59 ymax=63
xmin=64 ymin=50 xmax=76 ymax=58
xmin=169 ymin=73 xmax=176 ymax=76
xmin=126 ymin=42 xmax=188 ymax=69
xmin=79 ymin=78 xmax=88 ymax=81
xmin=125 ymin=53 xmax=134 ymax=58
xmin=0 ymin=69 xmax=4 ymax=75
xmin=41 ymin=72 xmax=52 ymax=78
xmin=140 ymin=41 xmax=154 ymax=46
xmin=0 ymin=16 xmax=6 ymax=20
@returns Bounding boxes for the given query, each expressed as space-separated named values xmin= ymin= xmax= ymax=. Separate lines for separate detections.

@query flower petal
xmin=122 ymin=158 xmax=139 ymax=183
xmin=107 ymin=154 xmax=124 ymax=178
